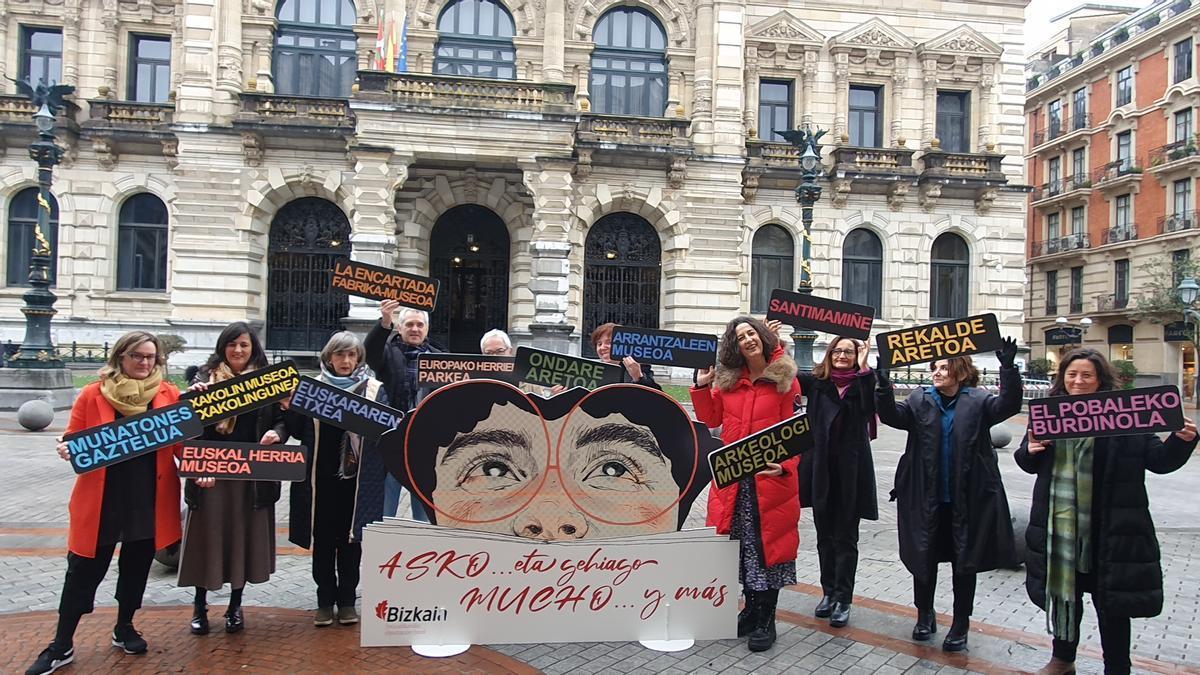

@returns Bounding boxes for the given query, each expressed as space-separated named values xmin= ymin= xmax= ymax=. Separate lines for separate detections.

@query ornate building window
xmin=841 ymin=229 xmax=882 ymax=313
xmin=6 ymin=187 xmax=58 ymax=287
xmin=19 ymin=26 xmax=62 ymax=86
xmin=435 ymin=0 xmax=516 ymax=79
xmin=117 ymin=194 xmax=169 ymax=291
xmin=273 ymin=0 xmax=357 ymax=97
xmin=930 ymin=232 xmax=968 ymax=319
xmin=129 ymin=35 xmax=171 ymax=103
xmin=750 ymin=224 xmax=793 ymax=314
xmin=590 ymin=8 xmax=667 ymax=117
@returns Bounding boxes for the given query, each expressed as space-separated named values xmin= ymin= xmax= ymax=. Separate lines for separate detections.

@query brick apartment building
xmin=1025 ymin=0 xmax=1200 ymax=394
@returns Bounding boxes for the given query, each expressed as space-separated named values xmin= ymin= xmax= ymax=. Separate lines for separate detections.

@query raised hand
xmin=1175 ymin=418 xmax=1198 ymax=442
xmin=695 ymin=367 xmax=715 ymax=387
xmin=874 ymin=358 xmax=891 ymax=388
xmin=996 ymin=336 xmax=1019 ymax=368
xmin=380 ymin=299 xmax=400 ymax=330
xmin=621 ymin=356 xmax=643 ymax=382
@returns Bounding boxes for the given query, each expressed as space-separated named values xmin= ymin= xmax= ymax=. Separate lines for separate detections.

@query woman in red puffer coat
xmin=691 ymin=315 xmax=801 ymax=653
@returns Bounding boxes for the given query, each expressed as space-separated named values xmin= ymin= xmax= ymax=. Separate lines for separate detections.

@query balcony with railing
xmin=1148 ymin=139 xmax=1200 ymax=173
xmin=234 ymin=92 xmax=356 ymax=137
xmin=356 ymin=70 xmax=576 ymax=115
xmin=1096 ymin=293 xmax=1131 ymax=312
xmin=1031 ymin=173 xmax=1093 ymax=204
xmin=1102 ymin=224 xmax=1138 ymax=244
xmin=0 ymin=94 xmax=80 ymax=135
xmin=1094 ymin=159 xmax=1144 ymax=191
xmin=830 ymin=145 xmax=917 ymax=182
xmin=1031 ymin=232 xmax=1091 ymax=258
xmin=1032 ymin=113 xmax=1092 ymax=147
xmin=81 ymin=99 xmax=174 ymax=143
xmin=1160 ymin=210 xmax=1198 ymax=233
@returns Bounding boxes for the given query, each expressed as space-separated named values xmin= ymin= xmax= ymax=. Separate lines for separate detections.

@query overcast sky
xmin=1024 ymin=0 xmax=1157 ymax=54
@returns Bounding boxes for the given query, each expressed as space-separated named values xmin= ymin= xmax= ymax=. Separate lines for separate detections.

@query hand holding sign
xmin=1177 ymin=418 xmax=1198 ymax=442
xmin=996 ymin=336 xmax=1018 ymax=368
xmin=380 ymin=299 xmax=399 ymax=330
xmin=758 ymin=462 xmax=784 ymax=477
xmin=1026 ymin=434 xmax=1049 ymax=455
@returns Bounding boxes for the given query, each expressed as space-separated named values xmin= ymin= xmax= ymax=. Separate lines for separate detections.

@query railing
xmin=1032 ymin=113 xmax=1092 ymax=146
xmin=1160 ymin=210 xmax=1197 ymax=232
xmin=1103 ymin=225 xmax=1138 ymax=244
xmin=1096 ymin=159 xmax=1144 ymax=183
xmin=0 ymin=340 xmax=109 ymax=366
xmin=1031 ymin=173 xmax=1092 ymax=201
xmin=0 ymin=94 xmax=79 ymax=125
xmin=1096 ymin=293 xmax=1130 ymax=311
xmin=920 ymin=150 xmax=1003 ymax=177
xmin=238 ymin=92 xmax=355 ymax=127
xmin=577 ymin=114 xmax=690 ymax=149
xmin=88 ymin=99 xmax=173 ymax=127
xmin=1149 ymin=139 xmax=1200 ymax=167
xmin=357 ymin=71 xmax=575 ymax=113
xmin=1031 ymin=232 xmax=1090 ymax=257
xmin=832 ymin=146 xmax=915 ymax=170
xmin=746 ymin=141 xmax=802 ymax=167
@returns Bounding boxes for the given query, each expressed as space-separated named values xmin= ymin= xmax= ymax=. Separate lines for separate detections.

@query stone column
xmin=979 ymin=63 xmax=995 ymax=150
xmin=522 ymin=160 xmax=577 ymax=353
xmin=214 ymin=0 xmax=244 ymax=120
xmin=691 ymin=0 xmax=715 ymax=148
xmin=344 ymin=149 xmax=409 ymax=334
xmin=891 ymin=57 xmax=907 ymax=146
xmin=175 ymin=0 xmax=219 ymax=123
xmin=710 ymin=0 xmax=745 ymax=155
xmin=101 ymin=14 xmax=120 ymax=95
xmin=543 ymin=0 xmax=566 ymax=82
xmin=922 ymin=58 xmax=938 ymax=147
xmin=744 ymin=45 xmax=759 ymax=138
xmin=800 ymin=55 xmax=816 ymax=127
xmin=62 ymin=2 xmax=81 ymax=87
xmin=242 ymin=14 xmax=278 ymax=93
xmin=0 ymin=8 xmax=8 ymax=82
xmin=833 ymin=52 xmax=849 ymax=141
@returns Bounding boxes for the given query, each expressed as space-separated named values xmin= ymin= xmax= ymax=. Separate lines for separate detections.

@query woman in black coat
xmin=797 ymin=336 xmax=878 ymax=629
xmin=875 ymin=339 xmax=1021 ymax=653
xmin=590 ymin=323 xmax=662 ymax=390
xmin=1016 ymin=348 xmax=1197 ymax=675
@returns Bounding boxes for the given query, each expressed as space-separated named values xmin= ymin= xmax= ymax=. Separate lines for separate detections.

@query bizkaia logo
xmin=374 ymin=600 xmax=448 ymax=622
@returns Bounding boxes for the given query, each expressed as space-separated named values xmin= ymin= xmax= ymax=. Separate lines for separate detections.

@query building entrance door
xmin=266 ymin=197 xmax=351 ymax=352
xmin=429 ymin=205 xmax=510 ymax=353
xmin=582 ymin=213 xmax=661 ymax=356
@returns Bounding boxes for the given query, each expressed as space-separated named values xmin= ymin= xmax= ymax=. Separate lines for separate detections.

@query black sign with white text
xmin=512 ymin=347 xmax=623 ymax=390
xmin=289 ymin=376 xmax=406 ymax=438
xmin=66 ymin=401 xmax=204 ymax=474
xmin=609 ymin=327 xmax=718 ymax=370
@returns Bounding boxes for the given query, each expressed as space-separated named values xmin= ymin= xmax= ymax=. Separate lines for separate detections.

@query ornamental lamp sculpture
xmin=776 ymin=125 xmax=826 ymax=372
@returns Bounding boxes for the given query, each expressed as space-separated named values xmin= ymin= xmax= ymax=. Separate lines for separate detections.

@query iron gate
xmin=266 ymin=197 xmax=352 ymax=352
xmin=429 ymin=205 xmax=510 ymax=353
xmin=583 ymin=212 xmax=661 ymax=355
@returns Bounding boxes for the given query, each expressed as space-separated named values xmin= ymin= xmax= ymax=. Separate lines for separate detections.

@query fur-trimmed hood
xmin=715 ymin=348 xmax=798 ymax=393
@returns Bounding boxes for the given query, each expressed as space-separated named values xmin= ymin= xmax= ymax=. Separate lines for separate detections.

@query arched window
xmin=117 ymin=194 xmax=169 ymax=291
xmin=590 ymin=7 xmax=667 ymax=117
xmin=842 ymin=229 xmax=883 ymax=313
xmin=435 ymin=0 xmax=516 ymax=79
xmin=7 ymin=187 xmax=57 ymax=287
xmin=750 ymin=224 xmax=793 ymax=314
xmin=930 ymin=232 xmax=969 ymax=319
xmin=273 ymin=0 xmax=357 ymax=97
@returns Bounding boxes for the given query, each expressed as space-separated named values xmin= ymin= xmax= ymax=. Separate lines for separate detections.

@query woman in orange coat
xmin=691 ymin=316 xmax=801 ymax=653
xmin=26 ymin=331 xmax=183 ymax=675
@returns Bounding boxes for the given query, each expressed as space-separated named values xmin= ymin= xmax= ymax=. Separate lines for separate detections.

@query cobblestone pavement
xmin=4 ymin=410 xmax=1200 ymax=673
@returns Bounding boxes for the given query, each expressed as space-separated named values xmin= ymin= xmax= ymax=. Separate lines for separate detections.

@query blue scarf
xmin=319 ymin=362 xmax=371 ymax=391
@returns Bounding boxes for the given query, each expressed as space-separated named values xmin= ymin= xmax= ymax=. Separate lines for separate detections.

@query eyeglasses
xmin=123 ymin=352 xmax=158 ymax=363
xmin=483 ymin=348 xmax=509 ymax=355
xmin=830 ymin=348 xmax=858 ymax=356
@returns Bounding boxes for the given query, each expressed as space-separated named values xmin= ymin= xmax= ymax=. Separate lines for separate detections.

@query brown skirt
xmin=177 ymin=481 xmax=275 ymax=590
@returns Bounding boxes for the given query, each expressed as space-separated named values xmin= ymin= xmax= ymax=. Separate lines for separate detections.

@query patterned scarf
xmin=318 ymin=362 xmax=371 ymax=479
xmin=99 ymin=368 xmax=163 ymax=417
xmin=1046 ymin=436 xmax=1095 ymax=642
xmin=209 ymin=363 xmax=240 ymax=435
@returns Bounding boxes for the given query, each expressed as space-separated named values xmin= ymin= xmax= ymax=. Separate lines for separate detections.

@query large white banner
xmin=361 ymin=521 xmax=739 ymax=647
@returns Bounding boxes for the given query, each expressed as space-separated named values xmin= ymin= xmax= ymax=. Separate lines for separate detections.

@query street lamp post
xmin=779 ymin=126 xmax=826 ymax=373
xmin=1176 ymin=277 xmax=1200 ymax=405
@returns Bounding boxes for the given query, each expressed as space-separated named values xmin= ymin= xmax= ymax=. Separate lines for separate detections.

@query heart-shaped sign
xmin=378 ymin=380 xmax=719 ymax=541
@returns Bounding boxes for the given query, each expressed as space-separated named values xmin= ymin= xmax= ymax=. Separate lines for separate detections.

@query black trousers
xmin=312 ymin=538 xmax=361 ymax=608
xmin=1050 ymin=573 xmax=1132 ymax=675
xmin=812 ymin=480 xmax=860 ymax=604
xmin=912 ymin=505 xmax=976 ymax=620
xmin=57 ymin=539 xmax=156 ymax=623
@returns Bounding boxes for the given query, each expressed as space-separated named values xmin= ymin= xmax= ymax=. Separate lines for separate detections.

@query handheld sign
xmin=416 ymin=353 xmax=516 ymax=386
xmin=609 ymin=326 xmax=718 ymax=370
xmin=331 ymin=258 xmax=439 ymax=312
xmin=181 ymin=360 xmax=300 ymax=427
xmin=289 ymin=376 xmax=405 ymax=438
xmin=512 ymin=346 xmax=623 ymax=390
xmin=1028 ymin=385 xmax=1186 ymax=441
xmin=66 ymin=401 xmax=203 ymax=474
xmin=765 ymin=289 xmax=875 ymax=341
xmin=178 ymin=441 xmax=308 ymax=482
xmin=876 ymin=313 xmax=1004 ymax=368
xmin=707 ymin=414 xmax=813 ymax=489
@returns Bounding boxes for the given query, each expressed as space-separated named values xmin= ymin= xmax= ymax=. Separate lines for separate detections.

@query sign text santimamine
xmin=765 ymin=289 xmax=875 ymax=340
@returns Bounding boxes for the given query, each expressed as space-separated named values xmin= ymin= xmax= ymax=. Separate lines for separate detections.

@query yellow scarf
xmin=99 ymin=368 xmax=163 ymax=417
xmin=210 ymin=362 xmax=239 ymax=435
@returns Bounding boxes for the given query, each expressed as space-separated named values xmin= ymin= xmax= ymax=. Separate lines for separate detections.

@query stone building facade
xmin=0 ymin=0 xmax=1028 ymax=369
xmin=1025 ymin=0 xmax=1200 ymax=392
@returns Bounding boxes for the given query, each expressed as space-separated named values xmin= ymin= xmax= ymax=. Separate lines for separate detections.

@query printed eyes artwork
xmin=378 ymin=380 xmax=719 ymax=541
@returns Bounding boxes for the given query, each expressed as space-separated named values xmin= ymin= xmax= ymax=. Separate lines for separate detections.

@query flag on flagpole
xmin=374 ymin=16 xmax=386 ymax=70
xmin=383 ymin=17 xmax=397 ymax=72
xmin=396 ymin=5 xmax=408 ymax=73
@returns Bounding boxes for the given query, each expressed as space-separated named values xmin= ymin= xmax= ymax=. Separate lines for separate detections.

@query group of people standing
xmin=23 ymin=306 xmax=1199 ymax=675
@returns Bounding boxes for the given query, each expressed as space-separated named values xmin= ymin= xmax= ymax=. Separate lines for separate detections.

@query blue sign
xmin=289 ymin=376 xmax=405 ymax=438
xmin=66 ymin=401 xmax=203 ymax=474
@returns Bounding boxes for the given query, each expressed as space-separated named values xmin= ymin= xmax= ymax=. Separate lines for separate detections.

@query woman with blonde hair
xmin=27 ymin=332 xmax=182 ymax=675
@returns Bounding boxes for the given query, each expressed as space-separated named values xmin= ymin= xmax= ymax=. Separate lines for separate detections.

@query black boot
xmin=912 ymin=608 xmax=937 ymax=641
xmin=829 ymin=601 xmax=851 ymax=628
xmin=943 ymin=616 xmax=969 ymax=652
xmin=747 ymin=589 xmax=778 ymax=652
xmin=814 ymin=595 xmax=833 ymax=618
xmin=190 ymin=604 xmax=209 ymax=635
xmin=737 ymin=590 xmax=758 ymax=637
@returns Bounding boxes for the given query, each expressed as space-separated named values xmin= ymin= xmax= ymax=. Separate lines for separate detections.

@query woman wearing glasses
xmin=27 ymin=332 xmax=183 ymax=675
xmin=796 ymin=337 xmax=878 ymax=629
xmin=177 ymin=323 xmax=288 ymax=637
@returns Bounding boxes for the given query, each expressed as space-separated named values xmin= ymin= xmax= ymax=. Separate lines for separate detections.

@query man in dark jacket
xmin=364 ymin=299 xmax=440 ymax=522
xmin=875 ymin=338 xmax=1022 ymax=653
